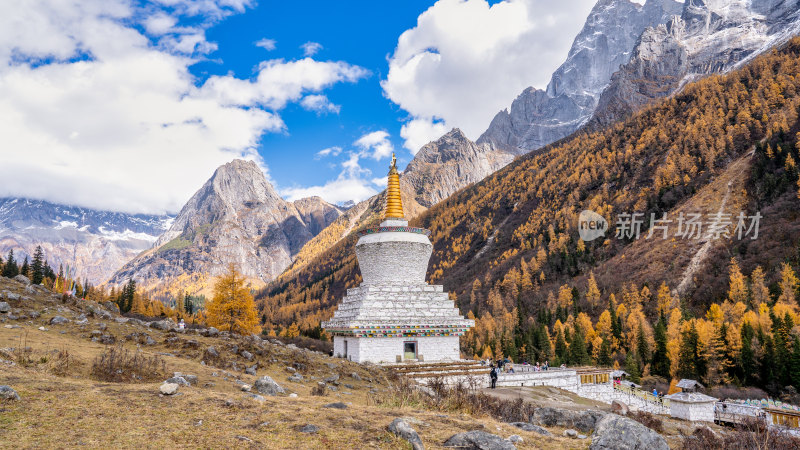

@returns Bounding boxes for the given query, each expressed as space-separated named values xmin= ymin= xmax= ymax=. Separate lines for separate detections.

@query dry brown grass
xmin=90 ymin=345 xmax=167 ymax=382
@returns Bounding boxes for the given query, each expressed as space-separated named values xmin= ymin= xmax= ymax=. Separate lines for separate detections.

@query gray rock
xmin=299 ymin=424 xmax=319 ymax=434
xmin=165 ymin=376 xmax=190 ymax=387
xmin=241 ymin=350 xmax=253 ymax=361
xmin=145 ymin=336 xmax=156 ymax=346
xmin=508 ymin=435 xmax=523 ymax=444
xmin=508 ymin=422 xmax=551 ymax=436
xmin=172 ymin=373 xmax=197 ymax=385
xmin=589 ymin=413 xmax=669 ymax=450
xmin=114 ymin=317 xmax=129 ymax=324
xmin=564 ymin=429 xmax=578 ymax=438
xmin=205 ymin=346 xmax=219 ymax=358
xmin=254 ymin=375 xmax=285 ymax=396
xmin=388 ymin=418 xmax=424 ymax=450
xmin=443 ymin=430 xmax=515 ymax=450
xmin=240 ymin=384 xmax=252 ymax=392
xmin=103 ymin=302 xmax=121 ymax=314
xmin=75 ymin=318 xmax=88 ymax=325
xmin=245 ymin=393 xmax=265 ymax=403
xmin=49 ymin=315 xmax=70 ymax=325
xmin=0 ymin=385 xmax=20 ymax=401
xmin=149 ymin=319 xmax=174 ymax=331
xmin=531 ymin=407 xmax=605 ymax=433
xmin=203 ymin=327 xmax=219 ymax=337
xmin=160 ymin=383 xmax=179 ymax=395
xmin=350 ymin=372 xmax=361 ymax=381
xmin=324 ymin=373 xmax=339 ymax=383
xmin=13 ymin=274 xmax=30 ymax=285
xmin=288 ymin=373 xmax=304 ymax=383
xmin=5 ymin=293 xmax=20 ymax=301
xmin=245 ymin=364 xmax=257 ymax=376
xmin=97 ymin=323 xmax=107 ymax=331
xmin=323 ymin=402 xmax=348 ymax=409
xmin=578 ymin=434 xmax=587 ymax=439
xmin=0 ymin=302 xmax=9 ymax=313
xmin=611 ymin=400 xmax=629 ymax=416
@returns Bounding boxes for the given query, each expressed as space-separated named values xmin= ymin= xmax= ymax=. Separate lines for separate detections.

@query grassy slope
xmin=0 ymin=277 xmax=594 ymax=449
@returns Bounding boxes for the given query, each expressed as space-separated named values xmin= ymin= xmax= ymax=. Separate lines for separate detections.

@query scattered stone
xmin=324 ymin=374 xmax=339 ymax=383
xmin=299 ymin=424 xmax=319 ymax=434
xmin=289 ymin=393 xmax=298 ymax=398
xmin=245 ymin=364 xmax=257 ymax=376
xmin=160 ymin=383 xmax=179 ymax=395
xmin=165 ymin=376 xmax=190 ymax=387
xmin=205 ymin=346 xmax=219 ymax=358
xmin=292 ymin=362 xmax=307 ymax=372
xmin=5 ymin=293 xmax=20 ymax=301
xmin=145 ymin=336 xmax=156 ymax=346
xmin=98 ymin=323 xmax=107 ymax=331
xmin=103 ymin=301 xmax=121 ymax=314
xmin=235 ymin=435 xmax=252 ymax=442
xmin=257 ymin=421 xmax=269 ymax=428
xmin=589 ymin=414 xmax=669 ymax=450
xmin=149 ymin=319 xmax=175 ymax=331
xmin=75 ymin=318 xmax=89 ymax=325
xmin=0 ymin=302 xmax=9 ymax=313
xmin=388 ymin=418 xmax=424 ymax=450
xmin=254 ymin=375 xmax=286 ymax=396
xmin=508 ymin=435 xmax=523 ymax=444
xmin=174 ymin=373 xmax=198 ymax=385
xmin=240 ymin=384 xmax=252 ymax=392
xmin=323 ymin=402 xmax=348 ymax=409
xmin=508 ymin=423 xmax=551 ymax=436
xmin=224 ymin=399 xmax=235 ymax=407
xmin=564 ymin=429 xmax=578 ymax=438
xmin=38 ymin=326 xmax=47 ymax=331
xmin=202 ymin=327 xmax=219 ymax=337
xmin=325 ymin=362 xmax=337 ymax=369
xmin=443 ymin=430 xmax=516 ymax=450
xmin=611 ymin=400 xmax=629 ymax=416
xmin=531 ymin=407 xmax=606 ymax=433
xmin=211 ymin=372 xmax=219 ymax=377
xmin=28 ymin=311 xmax=40 ymax=319
xmin=114 ymin=317 xmax=129 ymax=324
xmin=286 ymin=366 xmax=296 ymax=373
xmin=288 ymin=373 xmax=303 ymax=382
xmin=13 ymin=274 xmax=30 ymax=285
xmin=49 ymin=316 xmax=70 ymax=325
xmin=350 ymin=372 xmax=361 ymax=381
xmin=241 ymin=350 xmax=253 ymax=361
xmin=245 ymin=393 xmax=266 ymax=403
xmin=0 ymin=385 xmax=20 ymax=401
xmin=578 ymin=434 xmax=587 ymax=439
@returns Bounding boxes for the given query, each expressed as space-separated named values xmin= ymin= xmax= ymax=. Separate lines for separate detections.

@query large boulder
xmin=160 ymin=383 xmax=179 ymax=395
xmin=149 ymin=319 xmax=175 ymax=331
xmin=531 ymin=407 xmax=605 ymax=432
xmin=103 ymin=302 xmax=121 ymax=314
xmin=13 ymin=275 xmax=30 ymax=285
xmin=589 ymin=414 xmax=668 ymax=450
xmin=49 ymin=316 xmax=70 ymax=325
xmin=0 ymin=385 xmax=20 ymax=401
xmin=388 ymin=418 xmax=424 ymax=450
xmin=165 ymin=376 xmax=190 ymax=387
xmin=254 ymin=376 xmax=285 ymax=396
xmin=443 ymin=430 xmax=516 ymax=450
xmin=0 ymin=302 xmax=10 ymax=313
xmin=508 ymin=422 xmax=551 ymax=436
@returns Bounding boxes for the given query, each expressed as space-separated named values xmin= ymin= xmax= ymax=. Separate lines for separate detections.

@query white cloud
xmin=316 ymin=146 xmax=342 ymax=158
xmin=354 ymin=131 xmax=393 ymax=160
xmin=282 ymin=177 xmax=377 ymax=205
xmin=400 ymin=118 xmax=449 ymax=154
xmin=300 ymin=41 xmax=322 ymax=57
xmin=382 ymin=0 xmax=596 ymax=150
xmin=255 ymin=38 xmax=276 ymax=51
xmin=0 ymin=0 xmax=367 ymax=214
xmin=300 ymin=94 xmax=340 ymax=114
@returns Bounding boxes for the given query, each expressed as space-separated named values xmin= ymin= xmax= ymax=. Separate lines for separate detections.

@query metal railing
xmin=613 ymin=383 xmax=671 ymax=409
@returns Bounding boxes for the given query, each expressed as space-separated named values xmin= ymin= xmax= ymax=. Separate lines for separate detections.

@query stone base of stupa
xmin=333 ymin=335 xmax=460 ymax=364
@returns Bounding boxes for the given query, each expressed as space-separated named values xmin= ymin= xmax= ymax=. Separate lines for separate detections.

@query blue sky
xmin=0 ymin=0 xmax=597 ymax=213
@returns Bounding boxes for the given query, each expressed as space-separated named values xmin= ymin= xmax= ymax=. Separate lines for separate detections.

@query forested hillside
xmin=257 ymin=38 xmax=800 ymax=394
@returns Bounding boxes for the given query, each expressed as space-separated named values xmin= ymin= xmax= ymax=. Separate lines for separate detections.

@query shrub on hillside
xmin=629 ymin=410 xmax=663 ymax=433
xmin=90 ymin=345 xmax=166 ymax=382
xmin=682 ymin=419 xmax=800 ymax=450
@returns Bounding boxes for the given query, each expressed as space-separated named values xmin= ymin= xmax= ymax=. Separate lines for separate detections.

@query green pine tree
xmin=598 ymin=338 xmax=612 ymax=367
xmin=652 ymin=313 xmax=670 ymax=378
xmin=553 ymin=327 xmax=568 ymax=366
xmin=625 ymin=352 xmax=641 ymax=383
xmin=569 ymin=328 xmax=591 ymax=366
xmin=2 ymin=249 xmax=18 ymax=278
xmin=20 ymin=256 xmax=29 ymax=279
xmin=31 ymin=246 xmax=44 ymax=285
xmin=677 ymin=322 xmax=703 ymax=381
xmin=738 ymin=321 xmax=757 ymax=385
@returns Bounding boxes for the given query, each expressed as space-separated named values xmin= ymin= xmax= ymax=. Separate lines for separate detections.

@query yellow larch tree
xmin=777 ymin=263 xmax=799 ymax=307
xmin=727 ymin=258 xmax=748 ymax=304
xmin=206 ymin=263 xmax=261 ymax=335
xmin=750 ymin=266 xmax=770 ymax=307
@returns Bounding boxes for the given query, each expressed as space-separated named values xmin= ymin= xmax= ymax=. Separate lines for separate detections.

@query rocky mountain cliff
xmin=108 ymin=160 xmax=343 ymax=296
xmin=401 ymin=129 xmax=515 ymax=208
xmin=0 ymin=198 xmax=172 ymax=284
xmin=477 ymin=0 xmax=682 ymax=153
xmin=591 ymin=0 xmax=800 ymax=125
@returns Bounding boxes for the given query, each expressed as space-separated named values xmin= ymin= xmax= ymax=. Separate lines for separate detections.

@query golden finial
xmin=384 ymin=152 xmax=404 ymax=219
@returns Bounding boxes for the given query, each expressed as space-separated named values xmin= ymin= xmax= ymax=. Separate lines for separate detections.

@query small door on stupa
xmin=403 ymin=341 xmax=417 ymax=360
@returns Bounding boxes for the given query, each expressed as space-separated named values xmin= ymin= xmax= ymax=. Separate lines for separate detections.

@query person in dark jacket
xmin=489 ymin=365 xmax=498 ymax=389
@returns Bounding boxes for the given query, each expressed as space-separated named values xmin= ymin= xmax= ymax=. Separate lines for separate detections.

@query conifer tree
xmin=31 ymin=246 xmax=44 ymax=285
xmin=206 ymin=264 xmax=260 ymax=335
xmin=727 ymin=258 xmax=749 ymax=304
xmin=778 ymin=263 xmax=799 ymax=307
xmin=569 ymin=327 xmax=591 ymax=366
xmin=553 ymin=327 xmax=568 ymax=365
xmin=651 ymin=313 xmax=670 ymax=378
xmin=2 ymin=249 xmax=18 ymax=278
xmin=636 ymin=323 xmax=650 ymax=369
xmin=750 ymin=266 xmax=771 ymax=307
xmin=597 ymin=338 xmax=612 ymax=367
xmin=20 ymin=256 xmax=29 ymax=279
xmin=677 ymin=322 xmax=704 ymax=381
xmin=624 ymin=352 xmax=641 ymax=383
xmin=739 ymin=321 xmax=757 ymax=385
xmin=586 ymin=272 xmax=601 ymax=308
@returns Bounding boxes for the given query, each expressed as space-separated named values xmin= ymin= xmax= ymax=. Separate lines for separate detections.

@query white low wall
xmin=333 ymin=335 xmax=460 ymax=363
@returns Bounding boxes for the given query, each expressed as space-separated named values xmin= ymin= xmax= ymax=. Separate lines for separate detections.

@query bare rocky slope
xmin=108 ymin=160 xmax=343 ymax=296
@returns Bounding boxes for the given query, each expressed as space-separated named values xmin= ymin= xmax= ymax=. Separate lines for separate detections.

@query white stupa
xmin=322 ymin=154 xmax=474 ymax=363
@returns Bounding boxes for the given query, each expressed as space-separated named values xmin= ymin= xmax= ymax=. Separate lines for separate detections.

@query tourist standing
xmin=490 ymin=365 xmax=498 ymax=389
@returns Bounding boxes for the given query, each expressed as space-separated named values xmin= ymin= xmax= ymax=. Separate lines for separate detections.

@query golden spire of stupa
xmin=384 ymin=153 xmax=404 ymax=219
